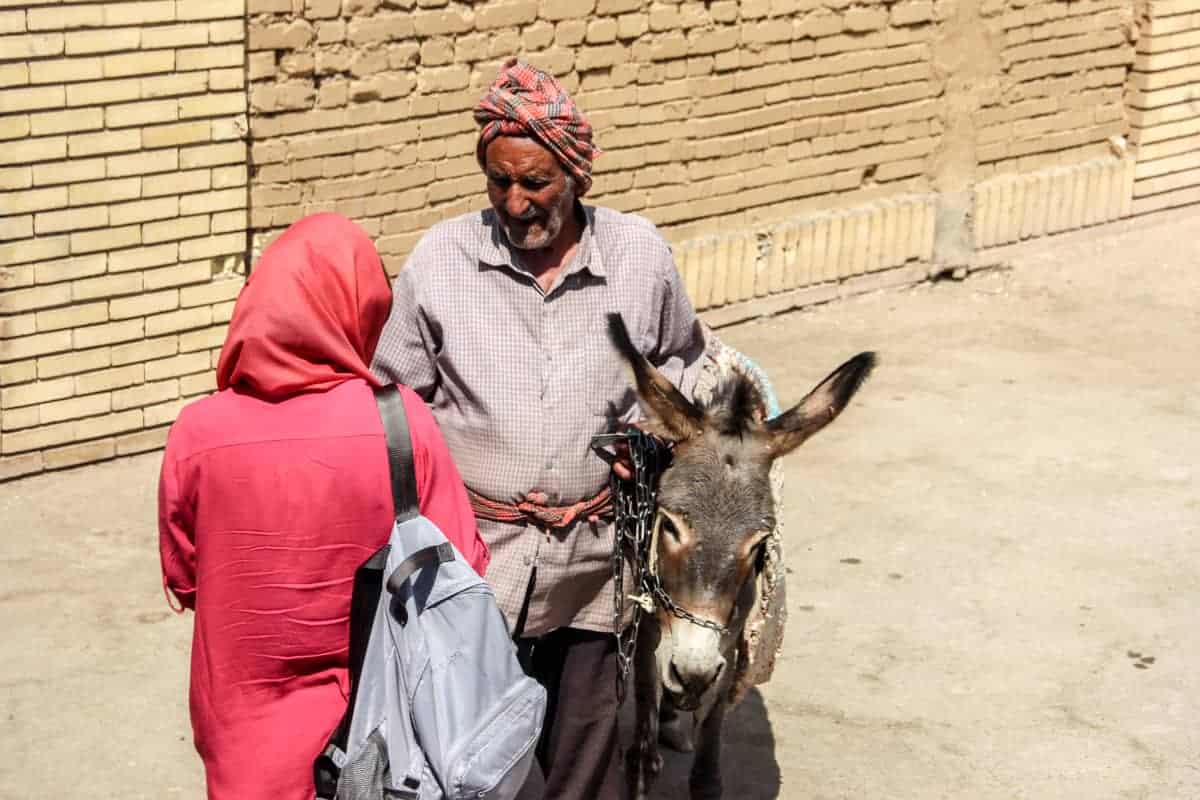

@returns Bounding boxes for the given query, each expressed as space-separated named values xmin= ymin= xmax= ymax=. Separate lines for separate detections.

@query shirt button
xmin=523 ymin=554 xmax=533 ymax=566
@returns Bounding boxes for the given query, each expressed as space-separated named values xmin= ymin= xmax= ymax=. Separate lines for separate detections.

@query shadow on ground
xmin=640 ymin=688 xmax=782 ymax=800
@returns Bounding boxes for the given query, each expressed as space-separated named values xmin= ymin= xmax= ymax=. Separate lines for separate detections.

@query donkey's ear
xmin=606 ymin=313 xmax=704 ymax=442
xmin=765 ymin=352 xmax=875 ymax=457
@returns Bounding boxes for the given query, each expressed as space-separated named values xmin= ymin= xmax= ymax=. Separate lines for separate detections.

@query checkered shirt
xmin=371 ymin=204 xmax=705 ymax=636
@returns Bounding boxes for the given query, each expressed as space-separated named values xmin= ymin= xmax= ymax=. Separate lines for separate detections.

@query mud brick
xmin=7 ymin=185 xmax=67 ymax=214
xmin=1 ymin=421 xmax=75 ymax=455
xmin=29 ymin=56 xmax=102 ymax=85
xmin=248 ymin=20 xmax=313 ymax=51
xmin=115 ymin=425 xmax=170 ymax=456
xmin=2 ymin=31 xmax=64 ymax=58
xmin=103 ymin=1 xmax=174 ymax=26
xmin=72 ymin=410 xmax=142 ymax=440
xmin=40 ymin=392 xmax=112 ymax=425
xmin=0 ymin=282 xmax=72 ymax=314
xmin=141 ymin=22 xmax=208 ymax=49
xmin=477 ymin=0 xmax=537 ymax=30
xmin=597 ymin=0 xmax=641 ymax=12
xmin=0 ymin=62 xmax=28 ymax=87
xmin=103 ymin=50 xmax=175 ymax=79
xmin=108 ymin=289 xmax=178 ymax=321
xmin=145 ymin=306 xmax=212 ymax=337
xmin=74 ymin=363 xmax=143 ymax=395
xmin=179 ymin=370 xmax=216 ymax=397
xmin=0 ymin=9 xmax=24 ymax=34
xmin=68 ymin=221 xmax=139 ymax=253
xmin=140 ymin=73 xmax=208 ymax=100
xmin=35 ymin=206 xmax=107 ymax=235
xmin=142 ymin=122 xmax=211 ymax=149
xmin=0 ymin=85 xmax=64 ymax=114
xmin=144 ymin=351 xmax=210 ymax=382
xmin=179 ymin=231 xmax=244 ymax=261
xmin=73 ymin=318 xmax=144 ymax=349
xmin=65 ymin=27 xmax=139 ymax=54
xmin=0 ymin=329 xmax=72 ymax=362
xmin=35 ymin=253 xmax=106 ymax=284
xmin=176 ymin=0 xmax=242 ymax=20
xmin=179 ymin=92 xmax=244 ymax=119
xmin=0 ymin=452 xmax=44 ymax=480
xmin=110 ymin=334 xmax=176 ymax=366
xmin=1 ymin=376 xmax=74 ymax=409
xmin=143 ymin=396 xmax=186 ymax=426
xmin=68 ymin=129 xmax=140 ymax=158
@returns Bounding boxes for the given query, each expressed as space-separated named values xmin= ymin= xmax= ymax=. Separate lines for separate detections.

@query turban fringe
xmin=474 ymin=58 xmax=599 ymax=195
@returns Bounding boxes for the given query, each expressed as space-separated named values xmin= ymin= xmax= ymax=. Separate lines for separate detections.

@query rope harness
xmin=590 ymin=430 xmax=731 ymax=702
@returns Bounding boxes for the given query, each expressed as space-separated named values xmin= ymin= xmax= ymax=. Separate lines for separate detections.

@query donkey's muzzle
xmin=668 ymin=657 xmax=724 ymax=707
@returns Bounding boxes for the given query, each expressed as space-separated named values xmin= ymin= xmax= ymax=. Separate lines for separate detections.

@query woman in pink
xmin=158 ymin=213 xmax=489 ymax=800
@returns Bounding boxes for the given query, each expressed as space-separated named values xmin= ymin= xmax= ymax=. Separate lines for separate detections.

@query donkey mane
xmin=699 ymin=374 xmax=766 ymax=437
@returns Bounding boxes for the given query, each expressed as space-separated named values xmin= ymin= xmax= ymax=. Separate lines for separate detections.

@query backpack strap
xmin=314 ymin=385 xmax=419 ymax=798
xmin=386 ymin=542 xmax=455 ymax=595
xmin=374 ymin=384 xmax=419 ymax=522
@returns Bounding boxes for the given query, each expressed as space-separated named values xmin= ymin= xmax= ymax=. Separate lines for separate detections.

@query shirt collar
xmin=478 ymin=202 xmax=606 ymax=280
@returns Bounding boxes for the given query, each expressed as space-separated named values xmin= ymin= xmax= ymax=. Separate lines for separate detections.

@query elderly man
xmin=371 ymin=58 xmax=706 ymax=798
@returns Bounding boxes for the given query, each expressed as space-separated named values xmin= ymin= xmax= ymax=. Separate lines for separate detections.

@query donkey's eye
xmin=660 ymin=516 xmax=680 ymax=542
xmin=662 ymin=515 xmax=681 ymax=542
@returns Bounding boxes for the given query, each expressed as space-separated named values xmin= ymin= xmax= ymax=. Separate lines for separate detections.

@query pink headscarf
xmin=216 ymin=213 xmax=392 ymax=400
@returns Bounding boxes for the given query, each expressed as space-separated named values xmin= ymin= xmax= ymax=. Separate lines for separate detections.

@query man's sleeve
xmin=650 ymin=244 xmax=707 ymax=401
xmin=371 ymin=259 xmax=440 ymax=402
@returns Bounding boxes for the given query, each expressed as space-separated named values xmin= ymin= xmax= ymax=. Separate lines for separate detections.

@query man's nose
xmin=504 ymin=187 xmax=530 ymax=219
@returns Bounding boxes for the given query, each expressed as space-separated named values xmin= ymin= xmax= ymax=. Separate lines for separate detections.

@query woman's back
xmin=158 ymin=214 xmax=486 ymax=800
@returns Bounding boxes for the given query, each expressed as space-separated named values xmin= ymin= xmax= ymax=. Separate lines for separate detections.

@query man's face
xmin=484 ymin=136 xmax=576 ymax=251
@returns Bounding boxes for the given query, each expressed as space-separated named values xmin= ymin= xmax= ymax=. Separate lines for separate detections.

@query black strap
xmin=314 ymin=386 xmax=419 ymax=797
xmin=374 ymin=384 xmax=419 ymax=522
xmin=385 ymin=542 xmax=456 ymax=625
xmin=386 ymin=542 xmax=455 ymax=595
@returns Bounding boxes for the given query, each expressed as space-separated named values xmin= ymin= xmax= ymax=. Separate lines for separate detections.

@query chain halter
xmin=591 ymin=429 xmax=731 ymax=702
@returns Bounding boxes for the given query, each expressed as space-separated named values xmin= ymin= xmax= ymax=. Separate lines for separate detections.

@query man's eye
xmin=521 ymin=179 xmax=548 ymax=190
xmin=488 ymin=175 xmax=511 ymax=188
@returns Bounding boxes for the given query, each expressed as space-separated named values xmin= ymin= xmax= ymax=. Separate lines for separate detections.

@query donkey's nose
xmin=670 ymin=658 xmax=724 ymax=698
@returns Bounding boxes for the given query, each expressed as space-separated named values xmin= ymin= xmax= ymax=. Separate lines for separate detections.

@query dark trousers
xmin=515 ymin=628 xmax=623 ymax=800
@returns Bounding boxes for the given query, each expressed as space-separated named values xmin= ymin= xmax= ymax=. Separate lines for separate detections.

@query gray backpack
xmin=314 ymin=385 xmax=547 ymax=800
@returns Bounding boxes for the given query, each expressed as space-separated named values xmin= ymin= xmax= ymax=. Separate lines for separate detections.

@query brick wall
xmin=0 ymin=1 xmax=250 ymax=480
xmin=1129 ymin=0 xmax=1200 ymax=213
xmin=244 ymin=0 xmax=1142 ymax=307
xmin=2 ymin=0 xmax=1194 ymax=479
xmin=246 ymin=0 xmax=948 ymax=271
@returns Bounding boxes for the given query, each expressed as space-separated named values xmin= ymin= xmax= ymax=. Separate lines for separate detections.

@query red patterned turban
xmin=474 ymin=58 xmax=599 ymax=195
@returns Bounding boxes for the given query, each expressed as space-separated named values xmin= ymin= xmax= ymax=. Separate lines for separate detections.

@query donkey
xmin=606 ymin=314 xmax=875 ymax=800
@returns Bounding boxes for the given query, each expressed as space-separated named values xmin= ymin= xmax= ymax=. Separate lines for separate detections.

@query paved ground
xmin=2 ymin=207 xmax=1198 ymax=799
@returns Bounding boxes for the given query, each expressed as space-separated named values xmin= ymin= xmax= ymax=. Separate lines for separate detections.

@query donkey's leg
xmin=627 ymin=622 xmax=664 ymax=800
xmin=659 ymin=702 xmax=695 ymax=753
xmin=688 ymin=700 xmax=727 ymax=800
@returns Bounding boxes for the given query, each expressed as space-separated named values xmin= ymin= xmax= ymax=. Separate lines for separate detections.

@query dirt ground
xmin=2 ymin=207 xmax=1198 ymax=800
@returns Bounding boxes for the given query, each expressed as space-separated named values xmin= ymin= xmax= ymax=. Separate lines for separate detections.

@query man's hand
xmin=612 ymin=438 xmax=634 ymax=481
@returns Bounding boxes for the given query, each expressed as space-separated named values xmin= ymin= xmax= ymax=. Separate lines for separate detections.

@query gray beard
xmin=503 ymin=201 xmax=566 ymax=251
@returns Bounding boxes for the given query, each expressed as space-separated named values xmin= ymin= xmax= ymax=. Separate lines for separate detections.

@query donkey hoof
xmin=688 ymin=777 xmax=724 ymax=800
